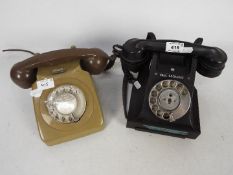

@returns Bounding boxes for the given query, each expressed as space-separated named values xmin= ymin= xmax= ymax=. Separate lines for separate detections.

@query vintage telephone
xmin=113 ymin=32 xmax=227 ymax=138
xmin=5 ymin=47 xmax=114 ymax=145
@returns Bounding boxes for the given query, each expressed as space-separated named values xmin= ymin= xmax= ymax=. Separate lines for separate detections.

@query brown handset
xmin=10 ymin=48 xmax=110 ymax=89
xmin=6 ymin=47 xmax=114 ymax=145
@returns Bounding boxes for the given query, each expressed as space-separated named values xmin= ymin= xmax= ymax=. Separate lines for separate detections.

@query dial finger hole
xmin=152 ymin=105 xmax=158 ymax=111
xmin=176 ymin=83 xmax=184 ymax=92
xmin=68 ymin=116 xmax=74 ymax=122
xmin=182 ymin=88 xmax=188 ymax=96
xmin=163 ymin=113 xmax=170 ymax=120
xmin=162 ymin=80 xmax=169 ymax=88
xmin=151 ymin=90 xmax=157 ymax=97
xmin=170 ymin=80 xmax=176 ymax=88
xmin=150 ymin=97 xmax=156 ymax=104
xmin=156 ymin=110 xmax=163 ymax=117
xmin=156 ymin=84 xmax=162 ymax=91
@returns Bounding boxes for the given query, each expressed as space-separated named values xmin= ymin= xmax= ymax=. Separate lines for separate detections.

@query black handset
xmin=116 ymin=34 xmax=227 ymax=78
xmin=113 ymin=32 xmax=227 ymax=139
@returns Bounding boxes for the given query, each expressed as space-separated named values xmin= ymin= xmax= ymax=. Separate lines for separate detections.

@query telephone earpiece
xmin=195 ymin=47 xmax=227 ymax=77
xmin=10 ymin=48 xmax=110 ymax=89
xmin=80 ymin=55 xmax=108 ymax=74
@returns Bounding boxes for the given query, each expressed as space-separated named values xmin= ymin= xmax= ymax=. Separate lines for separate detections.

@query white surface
xmin=0 ymin=0 xmax=233 ymax=175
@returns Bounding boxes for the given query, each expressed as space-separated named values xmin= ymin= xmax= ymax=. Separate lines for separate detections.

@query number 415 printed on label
xmin=30 ymin=78 xmax=55 ymax=97
xmin=36 ymin=78 xmax=55 ymax=90
xmin=166 ymin=42 xmax=193 ymax=53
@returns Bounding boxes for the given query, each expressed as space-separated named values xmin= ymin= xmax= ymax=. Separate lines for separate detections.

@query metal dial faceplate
xmin=148 ymin=80 xmax=191 ymax=122
xmin=46 ymin=85 xmax=86 ymax=123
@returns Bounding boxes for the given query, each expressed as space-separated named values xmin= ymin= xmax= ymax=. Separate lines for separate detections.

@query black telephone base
xmin=126 ymin=88 xmax=201 ymax=139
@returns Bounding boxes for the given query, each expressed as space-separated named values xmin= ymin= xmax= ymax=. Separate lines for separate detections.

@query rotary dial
xmin=46 ymin=85 xmax=86 ymax=123
xmin=148 ymin=80 xmax=191 ymax=122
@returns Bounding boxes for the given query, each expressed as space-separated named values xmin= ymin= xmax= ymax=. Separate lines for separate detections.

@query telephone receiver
xmin=115 ymin=32 xmax=227 ymax=78
xmin=9 ymin=47 xmax=111 ymax=89
xmin=5 ymin=47 xmax=114 ymax=145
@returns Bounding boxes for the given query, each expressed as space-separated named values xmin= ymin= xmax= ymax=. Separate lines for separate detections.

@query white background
xmin=0 ymin=0 xmax=233 ymax=175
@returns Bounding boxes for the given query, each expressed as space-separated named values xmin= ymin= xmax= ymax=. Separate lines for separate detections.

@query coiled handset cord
xmin=110 ymin=44 xmax=141 ymax=118
xmin=111 ymin=44 xmax=139 ymax=84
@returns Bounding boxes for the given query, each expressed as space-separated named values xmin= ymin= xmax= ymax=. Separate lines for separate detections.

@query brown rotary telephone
xmin=6 ymin=47 xmax=114 ymax=145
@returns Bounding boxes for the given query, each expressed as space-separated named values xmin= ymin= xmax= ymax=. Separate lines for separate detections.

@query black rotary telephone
xmin=113 ymin=32 xmax=227 ymax=138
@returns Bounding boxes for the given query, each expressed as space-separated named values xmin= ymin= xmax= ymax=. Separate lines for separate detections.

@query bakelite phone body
xmin=10 ymin=47 xmax=110 ymax=145
xmin=114 ymin=33 xmax=227 ymax=138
